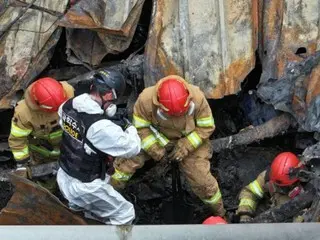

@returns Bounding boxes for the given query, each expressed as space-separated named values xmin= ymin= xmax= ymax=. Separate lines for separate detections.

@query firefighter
xmin=56 ymin=70 xmax=141 ymax=225
xmin=112 ymin=75 xmax=226 ymax=217
xmin=8 ymin=77 xmax=74 ymax=190
xmin=237 ymin=152 xmax=304 ymax=223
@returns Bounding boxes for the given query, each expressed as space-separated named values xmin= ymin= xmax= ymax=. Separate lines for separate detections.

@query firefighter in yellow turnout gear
xmin=112 ymin=75 xmax=226 ymax=216
xmin=8 ymin=77 xmax=74 ymax=191
xmin=237 ymin=152 xmax=305 ymax=223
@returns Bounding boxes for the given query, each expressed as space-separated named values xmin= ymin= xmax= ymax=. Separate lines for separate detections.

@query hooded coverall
xmin=8 ymin=81 xmax=74 ymax=190
xmin=112 ymin=76 xmax=225 ymax=216
xmin=237 ymin=170 xmax=304 ymax=221
xmin=57 ymin=93 xmax=141 ymax=225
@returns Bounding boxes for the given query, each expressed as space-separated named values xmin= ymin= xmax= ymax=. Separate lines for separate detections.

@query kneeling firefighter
xmin=57 ymin=70 xmax=141 ymax=225
xmin=112 ymin=75 xmax=226 ymax=217
xmin=8 ymin=77 xmax=74 ymax=191
xmin=237 ymin=152 xmax=305 ymax=223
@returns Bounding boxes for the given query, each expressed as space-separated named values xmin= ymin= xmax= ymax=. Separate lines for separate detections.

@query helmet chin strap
xmin=157 ymin=101 xmax=195 ymax=120
xmin=99 ymin=93 xmax=107 ymax=108
xmin=157 ymin=108 xmax=168 ymax=120
xmin=187 ymin=101 xmax=195 ymax=115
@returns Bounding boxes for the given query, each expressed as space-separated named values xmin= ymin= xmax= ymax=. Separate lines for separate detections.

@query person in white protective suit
xmin=57 ymin=70 xmax=141 ymax=225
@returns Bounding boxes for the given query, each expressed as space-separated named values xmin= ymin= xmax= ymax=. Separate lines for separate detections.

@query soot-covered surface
xmin=0 ymin=53 xmax=312 ymax=223
xmin=0 ymin=160 xmax=15 ymax=211
xmin=0 ymin=181 xmax=13 ymax=211
xmin=122 ymin=145 xmax=292 ymax=225
xmin=0 ymin=88 xmax=307 ymax=224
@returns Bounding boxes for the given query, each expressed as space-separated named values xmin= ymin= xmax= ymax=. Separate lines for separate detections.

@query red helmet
xmin=30 ymin=77 xmax=67 ymax=112
xmin=269 ymin=152 xmax=300 ymax=186
xmin=202 ymin=216 xmax=227 ymax=225
xmin=157 ymin=77 xmax=190 ymax=116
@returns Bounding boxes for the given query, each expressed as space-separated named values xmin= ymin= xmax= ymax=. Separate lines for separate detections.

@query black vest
xmin=59 ymin=98 xmax=111 ymax=182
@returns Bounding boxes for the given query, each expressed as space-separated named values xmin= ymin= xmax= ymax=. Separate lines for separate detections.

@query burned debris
xmin=0 ymin=0 xmax=320 ymax=226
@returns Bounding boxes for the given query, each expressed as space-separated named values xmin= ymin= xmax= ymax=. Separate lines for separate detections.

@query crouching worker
xmin=112 ymin=75 xmax=226 ymax=217
xmin=9 ymin=77 xmax=74 ymax=192
xmin=57 ymin=70 xmax=141 ymax=225
xmin=237 ymin=152 xmax=305 ymax=223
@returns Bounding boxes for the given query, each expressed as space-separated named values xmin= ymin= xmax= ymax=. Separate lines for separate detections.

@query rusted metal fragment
xmin=260 ymin=0 xmax=320 ymax=83
xmin=0 ymin=0 xmax=68 ymax=109
xmin=144 ymin=0 xmax=258 ymax=98
xmin=64 ymin=28 xmax=107 ymax=66
xmin=58 ymin=0 xmax=145 ymax=66
xmin=0 ymin=173 xmax=87 ymax=225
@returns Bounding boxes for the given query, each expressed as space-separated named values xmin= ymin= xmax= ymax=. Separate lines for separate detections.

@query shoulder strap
xmin=79 ymin=113 xmax=111 ymax=180
xmin=62 ymin=98 xmax=73 ymax=110
xmin=79 ymin=112 xmax=108 ymax=157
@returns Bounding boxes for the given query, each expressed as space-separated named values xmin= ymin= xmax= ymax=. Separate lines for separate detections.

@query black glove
xmin=114 ymin=117 xmax=132 ymax=130
xmin=122 ymin=117 xmax=132 ymax=129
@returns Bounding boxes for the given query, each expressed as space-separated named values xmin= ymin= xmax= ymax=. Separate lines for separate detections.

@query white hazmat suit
xmin=57 ymin=93 xmax=141 ymax=225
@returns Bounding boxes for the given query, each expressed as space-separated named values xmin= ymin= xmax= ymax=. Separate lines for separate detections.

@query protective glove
xmin=108 ymin=111 xmax=131 ymax=129
xmin=122 ymin=117 xmax=132 ymax=130
xmin=168 ymin=137 xmax=194 ymax=162
xmin=146 ymin=144 xmax=166 ymax=161
xmin=164 ymin=141 xmax=175 ymax=153
xmin=239 ymin=214 xmax=252 ymax=223
xmin=115 ymin=117 xmax=132 ymax=130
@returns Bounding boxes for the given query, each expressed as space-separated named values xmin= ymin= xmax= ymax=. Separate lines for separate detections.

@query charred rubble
xmin=0 ymin=57 xmax=318 ymax=223
xmin=1 ymin=0 xmax=320 ymax=225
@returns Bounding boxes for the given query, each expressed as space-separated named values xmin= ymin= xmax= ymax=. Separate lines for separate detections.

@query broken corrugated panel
xmin=258 ymin=0 xmax=320 ymax=132
xmin=259 ymin=0 xmax=320 ymax=83
xmin=58 ymin=0 xmax=145 ymax=66
xmin=0 ymin=0 xmax=68 ymax=109
xmin=144 ymin=0 xmax=258 ymax=99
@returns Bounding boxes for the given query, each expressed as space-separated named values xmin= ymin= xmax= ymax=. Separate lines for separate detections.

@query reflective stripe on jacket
xmin=237 ymin=171 xmax=267 ymax=215
xmin=133 ymin=76 xmax=215 ymax=154
xmin=8 ymin=81 xmax=74 ymax=162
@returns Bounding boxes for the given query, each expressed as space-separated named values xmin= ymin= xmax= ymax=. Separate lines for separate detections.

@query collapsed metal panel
xmin=0 ymin=0 xmax=68 ymax=109
xmin=144 ymin=0 xmax=258 ymax=99
xmin=58 ymin=0 xmax=145 ymax=66
xmin=0 ymin=173 xmax=87 ymax=225
xmin=258 ymin=0 xmax=320 ymax=132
